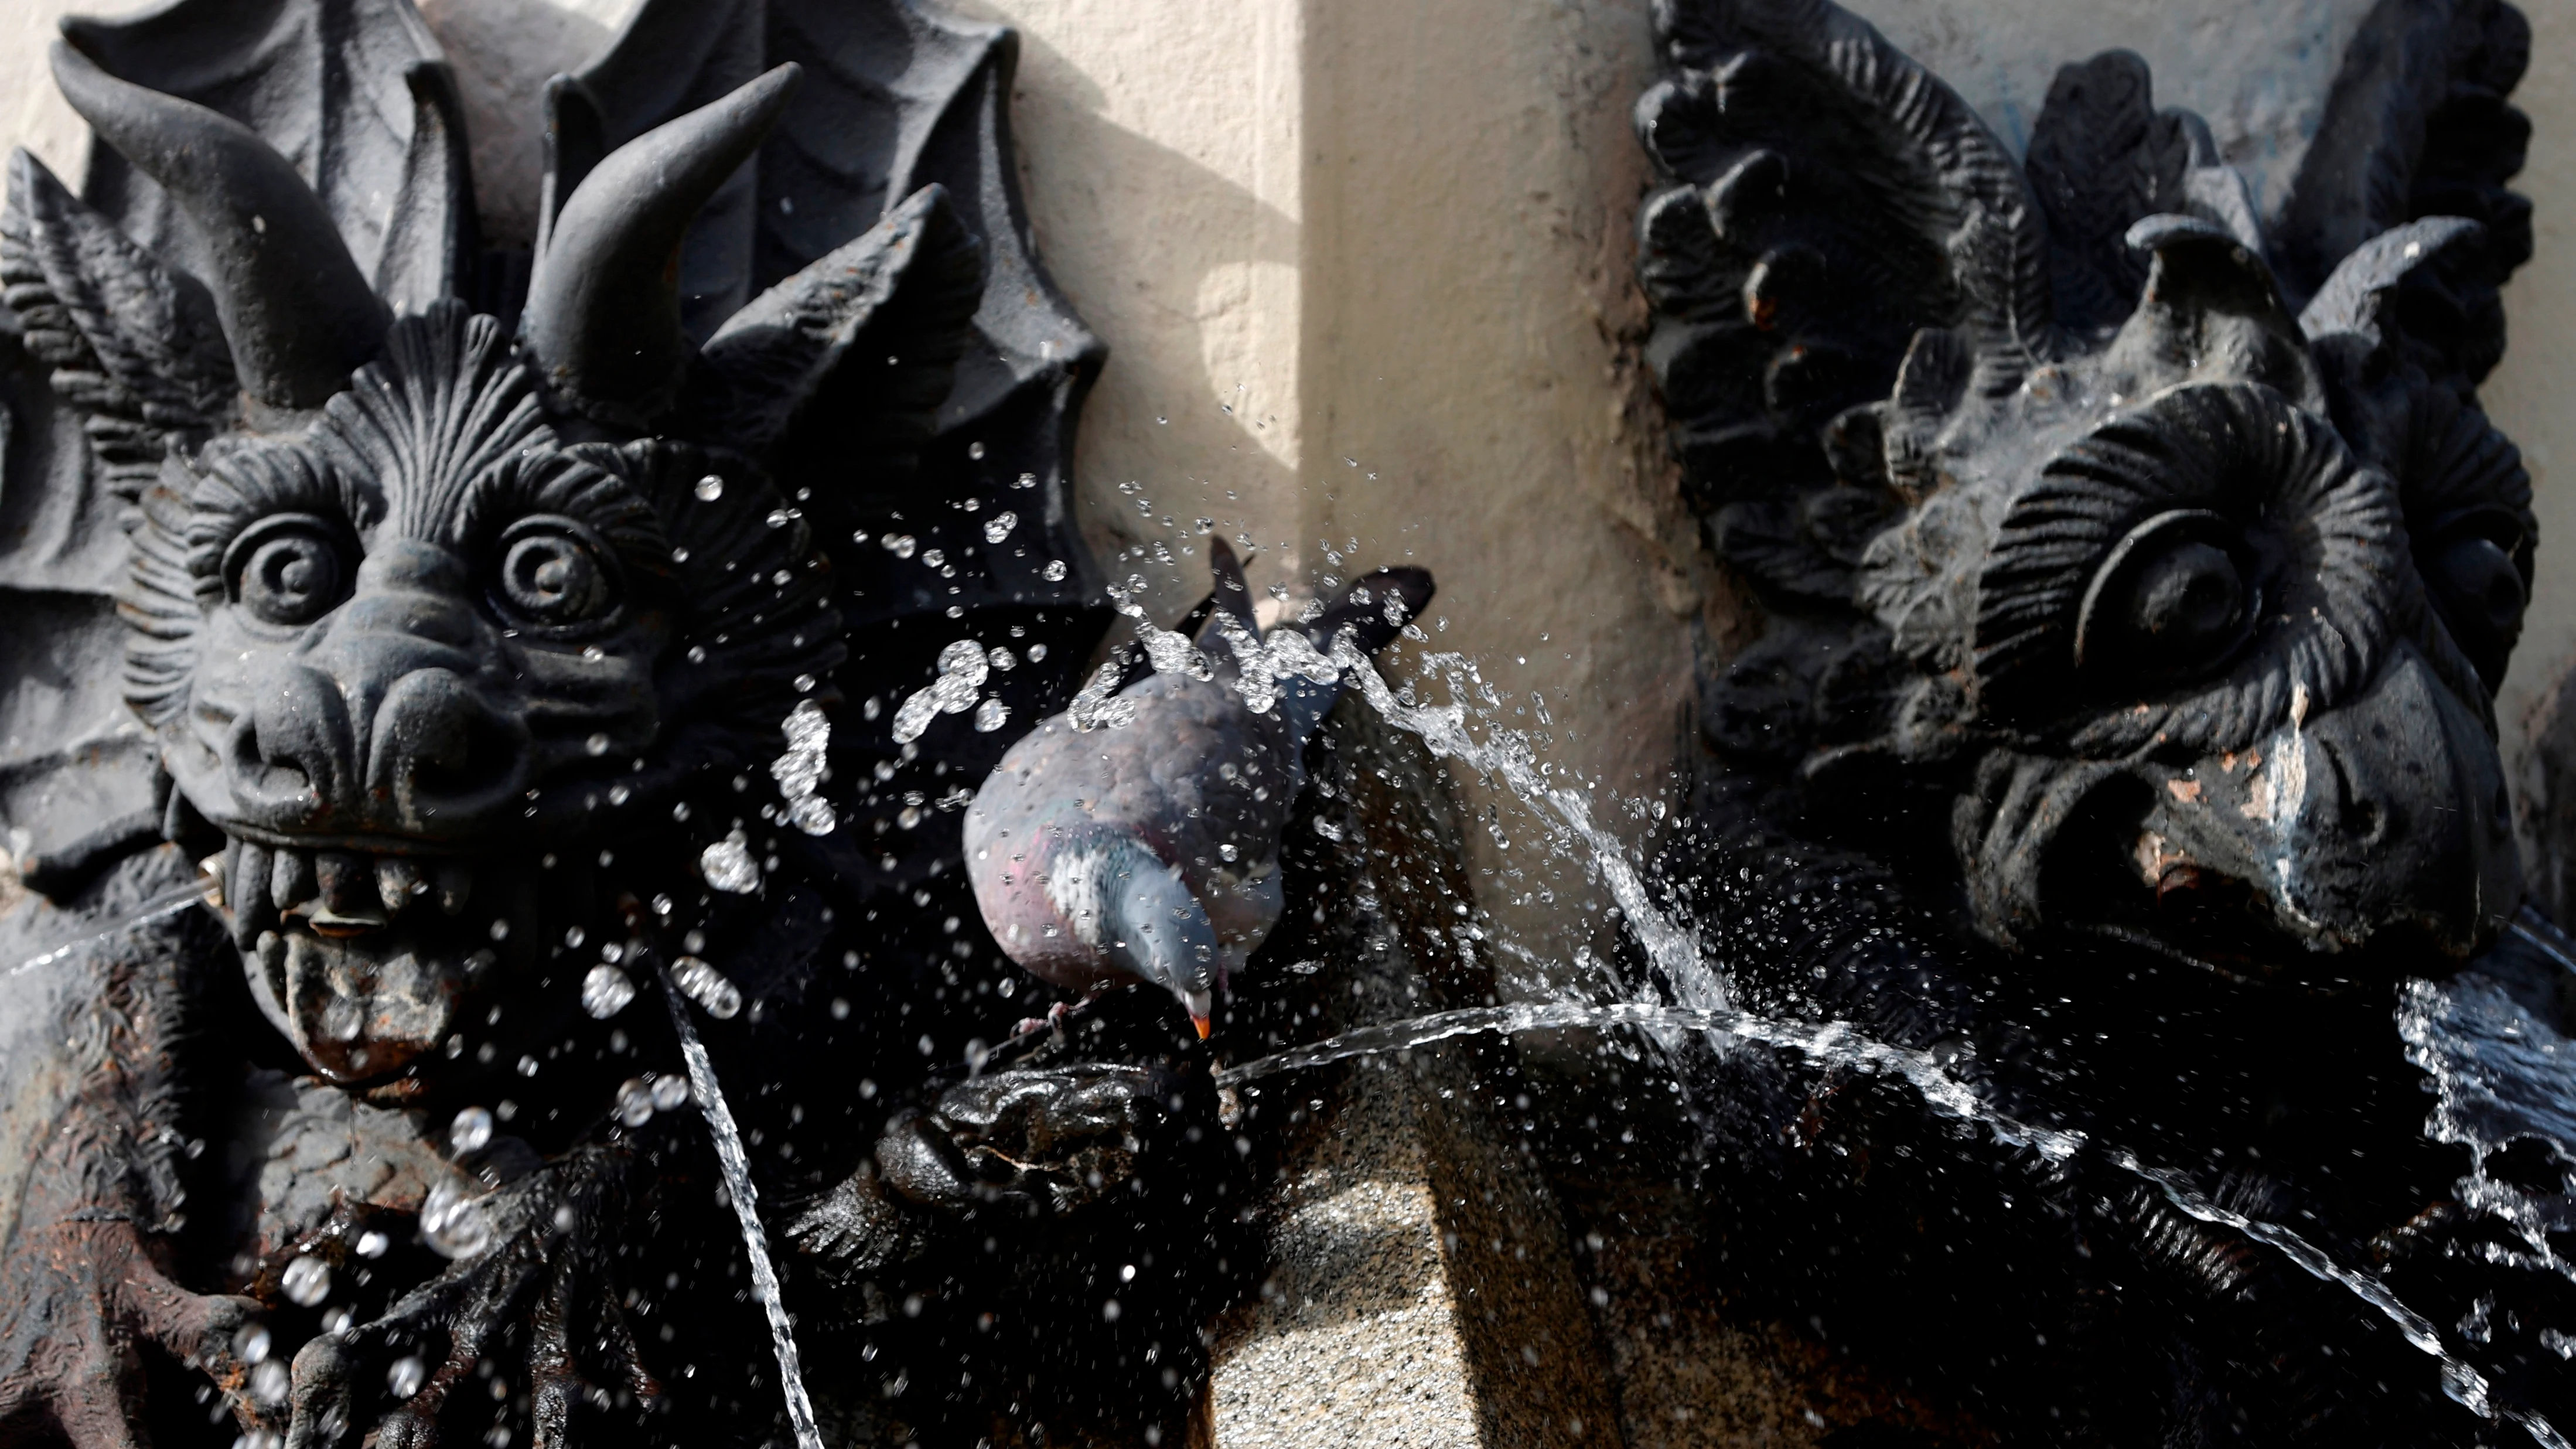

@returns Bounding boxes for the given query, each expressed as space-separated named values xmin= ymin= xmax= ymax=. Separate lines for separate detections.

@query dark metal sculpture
xmin=0 ymin=2 xmax=1246 ymax=1445
xmin=1636 ymin=0 xmax=2572 ymax=1440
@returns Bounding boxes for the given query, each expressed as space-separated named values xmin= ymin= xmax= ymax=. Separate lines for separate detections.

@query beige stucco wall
xmin=6 ymin=0 xmax=2576 ymax=964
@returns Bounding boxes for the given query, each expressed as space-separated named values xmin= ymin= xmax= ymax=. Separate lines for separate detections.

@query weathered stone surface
xmin=1206 ymin=701 xmax=1618 ymax=1448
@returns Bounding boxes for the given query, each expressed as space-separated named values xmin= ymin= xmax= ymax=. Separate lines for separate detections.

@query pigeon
xmin=965 ymin=540 xmax=1434 ymax=1036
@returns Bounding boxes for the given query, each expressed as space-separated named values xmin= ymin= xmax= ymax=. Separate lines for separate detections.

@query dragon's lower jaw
xmin=214 ymin=836 xmax=557 ymax=1093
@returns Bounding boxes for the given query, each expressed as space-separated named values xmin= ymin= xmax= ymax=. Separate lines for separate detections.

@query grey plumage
xmin=967 ymin=541 xmax=1433 ymax=1032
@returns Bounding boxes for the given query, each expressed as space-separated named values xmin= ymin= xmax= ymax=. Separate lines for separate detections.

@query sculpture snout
xmin=2134 ymin=645 xmax=2520 ymax=972
xmin=228 ymin=544 xmax=531 ymax=841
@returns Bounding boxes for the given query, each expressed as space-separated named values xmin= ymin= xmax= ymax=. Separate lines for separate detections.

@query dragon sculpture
xmin=1635 ymin=0 xmax=2574 ymax=1441
xmin=0 ymin=1 xmax=1248 ymax=1446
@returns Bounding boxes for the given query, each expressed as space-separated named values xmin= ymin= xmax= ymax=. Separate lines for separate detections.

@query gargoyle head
xmin=1642 ymin=0 xmax=2534 ymax=983
xmin=1 ymin=40 xmax=1013 ymax=1094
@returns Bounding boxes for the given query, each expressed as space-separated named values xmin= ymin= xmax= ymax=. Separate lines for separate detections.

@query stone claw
xmin=0 ymin=1216 xmax=267 ymax=1449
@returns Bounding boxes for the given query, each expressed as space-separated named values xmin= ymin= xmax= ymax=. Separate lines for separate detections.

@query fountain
xmin=0 ymin=0 xmax=2567 ymax=1445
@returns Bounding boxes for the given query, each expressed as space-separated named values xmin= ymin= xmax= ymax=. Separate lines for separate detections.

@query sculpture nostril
xmin=368 ymin=669 xmax=531 ymax=830
xmin=408 ymin=705 xmax=524 ymax=802
xmin=2316 ymin=736 xmax=2392 ymax=848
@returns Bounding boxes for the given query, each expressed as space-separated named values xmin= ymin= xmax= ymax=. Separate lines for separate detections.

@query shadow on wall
xmin=995 ymin=20 xmax=1307 ymax=622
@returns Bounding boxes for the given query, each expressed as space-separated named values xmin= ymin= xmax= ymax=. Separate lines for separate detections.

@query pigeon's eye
xmin=225 ymin=514 xmax=353 ymax=627
xmin=2420 ymin=512 xmax=2526 ymax=691
xmin=2075 ymin=509 xmax=2253 ymax=681
xmin=494 ymin=516 xmax=620 ymax=629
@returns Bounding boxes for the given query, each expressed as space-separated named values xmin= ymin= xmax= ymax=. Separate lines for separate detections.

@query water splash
xmin=656 ymin=954 xmax=824 ymax=1449
xmin=7 ymin=878 xmax=215 ymax=977
xmin=1326 ymin=639 xmax=1706 ymax=1000
xmin=1299 ymin=645 xmax=2569 ymax=1449
xmin=1220 ymin=996 xmax=2567 ymax=1447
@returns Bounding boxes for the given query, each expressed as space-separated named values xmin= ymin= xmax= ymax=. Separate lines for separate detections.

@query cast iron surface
xmin=0 ymin=2 xmax=1250 ymax=1445
xmin=1637 ymin=0 xmax=2570 ymax=1441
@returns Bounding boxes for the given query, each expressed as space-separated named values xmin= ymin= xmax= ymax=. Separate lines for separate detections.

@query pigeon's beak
xmin=1183 ymin=987 xmax=1213 ymax=1039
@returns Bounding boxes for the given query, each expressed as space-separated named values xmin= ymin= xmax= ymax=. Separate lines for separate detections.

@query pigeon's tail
xmin=1100 ymin=840 xmax=1222 ymax=1038
xmin=1304 ymin=567 xmax=1435 ymax=657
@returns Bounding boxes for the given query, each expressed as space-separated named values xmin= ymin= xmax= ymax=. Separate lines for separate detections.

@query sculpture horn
xmin=50 ymin=40 xmax=388 ymax=413
xmin=521 ymin=64 xmax=802 ymax=428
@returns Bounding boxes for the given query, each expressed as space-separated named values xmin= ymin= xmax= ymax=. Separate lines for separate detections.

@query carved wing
xmin=59 ymin=0 xmax=474 ymax=312
xmin=2275 ymin=0 xmax=2531 ymax=386
xmin=1636 ymin=0 xmax=2055 ymax=611
xmin=558 ymin=0 xmax=1109 ymax=894
xmin=0 ymin=152 xmax=234 ymax=515
xmin=2021 ymin=52 xmax=2265 ymax=343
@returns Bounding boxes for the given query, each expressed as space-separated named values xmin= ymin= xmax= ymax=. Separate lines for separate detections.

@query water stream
xmin=656 ymin=955 xmax=827 ymax=1449
xmin=6 ymin=875 xmax=213 ymax=976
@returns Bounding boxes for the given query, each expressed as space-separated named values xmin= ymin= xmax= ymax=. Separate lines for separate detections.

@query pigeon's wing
xmin=59 ymin=0 xmax=474 ymax=311
xmin=1637 ymin=0 xmax=2055 ymax=612
xmin=1303 ymin=568 xmax=1435 ymax=658
xmin=2273 ymin=0 xmax=2530 ymax=386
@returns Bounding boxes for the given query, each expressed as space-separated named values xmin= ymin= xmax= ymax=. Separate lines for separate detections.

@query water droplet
xmin=1028 ymin=642 xmax=1049 ymax=662
xmin=672 ymin=956 xmax=742 ymax=1019
xmin=700 ymin=831 xmax=760 ymax=893
xmin=651 ymin=1075 xmax=690 ymax=1110
xmin=787 ymin=796 xmax=837 ymax=835
xmin=322 ymin=995 xmax=364 ymax=1042
xmin=421 ymin=1180 xmax=493 ymax=1259
xmin=922 ymin=548 xmax=947 ymax=569
xmin=235 ymin=1324 xmax=272 ymax=1365
xmin=765 ymin=509 xmax=791 ymax=529
xmin=282 ymin=1256 xmax=332 ymax=1307
xmin=1015 ymin=472 xmax=1038 ymax=489
xmin=694 ymin=475 xmax=725 ymax=502
xmin=988 ymin=646 xmax=1017 ymax=671
xmin=1220 ymin=843 xmax=1239 ymax=862
xmin=582 ymin=964 xmax=636 ymax=1019
xmin=1042 ymin=560 xmax=1067 ymax=582
xmin=983 ymin=511 xmax=1019 ymax=543
xmin=898 ymin=805 xmax=923 ymax=830
xmin=973 ymin=697 xmax=1009 ymax=732
xmin=884 ymin=534 xmax=917 ymax=559
xmin=449 ymin=1106 xmax=493 ymax=1154
xmin=356 ymin=1230 xmax=389 ymax=1259
xmin=388 ymin=1355 xmax=427 ymax=1399
xmin=251 ymin=1361 xmax=291 ymax=1406
xmin=585 ymin=732 xmax=610 ymax=756
xmin=615 ymin=1078 xmax=656 ymax=1128
xmin=967 ymin=441 xmax=987 ymax=460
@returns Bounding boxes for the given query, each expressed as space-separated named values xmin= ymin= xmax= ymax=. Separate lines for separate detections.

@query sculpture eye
xmin=2420 ymin=514 xmax=2526 ymax=690
xmin=2074 ymin=509 xmax=2254 ymax=680
xmin=225 ymin=514 xmax=352 ymax=627
xmin=494 ymin=516 xmax=620 ymax=629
